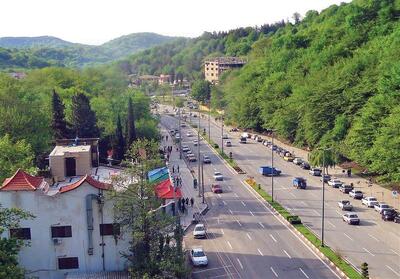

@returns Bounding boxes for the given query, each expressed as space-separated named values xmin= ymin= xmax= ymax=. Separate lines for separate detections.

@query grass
xmin=244 ymin=178 xmax=362 ymax=279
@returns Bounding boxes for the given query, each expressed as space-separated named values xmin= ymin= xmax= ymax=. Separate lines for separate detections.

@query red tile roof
xmin=59 ymin=175 xmax=111 ymax=194
xmin=1 ymin=169 xmax=44 ymax=191
xmin=155 ymin=179 xmax=182 ymax=199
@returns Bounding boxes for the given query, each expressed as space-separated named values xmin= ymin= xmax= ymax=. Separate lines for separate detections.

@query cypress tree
xmin=126 ymin=97 xmax=137 ymax=147
xmin=51 ymin=89 xmax=70 ymax=139
xmin=71 ymin=93 xmax=100 ymax=138
xmin=112 ymin=115 xmax=125 ymax=160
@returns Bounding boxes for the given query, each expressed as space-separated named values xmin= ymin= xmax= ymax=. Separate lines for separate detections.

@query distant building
xmin=9 ymin=72 xmax=27 ymax=79
xmin=158 ymin=74 xmax=171 ymax=85
xmin=204 ymin=57 xmax=246 ymax=84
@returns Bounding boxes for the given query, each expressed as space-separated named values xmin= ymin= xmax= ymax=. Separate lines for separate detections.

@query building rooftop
xmin=1 ymin=169 xmax=45 ymax=191
xmin=204 ymin=57 xmax=246 ymax=65
xmin=50 ymin=145 xmax=91 ymax=156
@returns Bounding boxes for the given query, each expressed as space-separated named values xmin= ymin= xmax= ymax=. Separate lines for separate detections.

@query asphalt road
xmin=177 ymin=108 xmax=400 ymax=279
xmin=161 ymin=114 xmax=341 ymax=279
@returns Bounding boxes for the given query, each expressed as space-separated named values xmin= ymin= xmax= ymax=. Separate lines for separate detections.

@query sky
xmin=1 ymin=0 xmax=349 ymax=45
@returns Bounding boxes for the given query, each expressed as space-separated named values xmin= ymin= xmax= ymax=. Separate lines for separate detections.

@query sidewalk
xmin=160 ymin=124 xmax=208 ymax=232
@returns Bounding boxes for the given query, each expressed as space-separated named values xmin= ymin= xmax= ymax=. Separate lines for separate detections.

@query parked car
xmin=338 ymin=200 xmax=353 ymax=211
xmin=362 ymin=197 xmax=379 ymax=207
xmin=169 ymin=129 xmax=175 ymax=135
xmin=203 ymin=155 xmax=211 ymax=164
xmin=293 ymin=157 xmax=303 ymax=165
xmin=320 ymin=174 xmax=331 ymax=183
xmin=394 ymin=214 xmax=400 ymax=223
xmin=211 ymin=184 xmax=223 ymax=193
xmin=193 ymin=224 xmax=206 ymax=238
xmin=187 ymin=132 xmax=193 ymax=137
xmin=252 ymin=134 xmax=258 ymax=140
xmin=190 ymin=247 xmax=208 ymax=266
xmin=283 ymin=154 xmax=294 ymax=162
xmin=222 ymin=134 xmax=229 ymax=139
xmin=293 ymin=177 xmax=307 ymax=189
xmin=339 ymin=184 xmax=354 ymax=194
xmin=381 ymin=209 xmax=397 ymax=221
xmin=374 ymin=203 xmax=391 ymax=213
xmin=175 ymin=133 xmax=181 ymax=140
xmin=309 ymin=168 xmax=322 ymax=176
xmin=230 ymin=128 xmax=239 ymax=132
xmin=193 ymin=139 xmax=198 ymax=146
xmin=349 ymin=190 xmax=363 ymax=199
xmin=301 ymin=162 xmax=311 ymax=170
xmin=342 ymin=213 xmax=360 ymax=225
xmin=187 ymin=154 xmax=197 ymax=162
xmin=257 ymin=137 xmax=263 ymax=142
xmin=328 ymin=179 xmax=343 ymax=188
xmin=239 ymin=136 xmax=247 ymax=144
xmin=213 ymin=171 xmax=223 ymax=181
xmin=182 ymin=145 xmax=190 ymax=152
xmin=225 ymin=141 xmax=232 ymax=147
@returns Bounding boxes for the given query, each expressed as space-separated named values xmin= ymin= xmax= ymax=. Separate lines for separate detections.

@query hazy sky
xmin=2 ymin=0 xmax=348 ymax=45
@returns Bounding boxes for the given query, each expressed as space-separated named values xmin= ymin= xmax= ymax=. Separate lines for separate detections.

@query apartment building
xmin=204 ymin=57 xmax=246 ymax=84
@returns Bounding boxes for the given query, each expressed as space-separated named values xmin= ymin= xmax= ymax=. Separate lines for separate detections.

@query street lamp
xmin=208 ymin=100 xmax=211 ymax=142
xmin=178 ymin=107 xmax=182 ymax=159
xmin=221 ymin=116 xmax=224 ymax=154
xmin=271 ymin=130 xmax=275 ymax=203
xmin=320 ymin=147 xmax=331 ymax=247
xmin=197 ymin=103 xmax=201 ymax=198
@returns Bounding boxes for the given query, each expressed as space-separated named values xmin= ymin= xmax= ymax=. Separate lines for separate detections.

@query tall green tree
xmin=71 ymin=93 xmax=100 ymax=138
xmin=191 ymin=80 xmax=211 ymax=104
xmin=0 ymin=204 xmax=35 ymax=279
xmin=309 ymin=147 xmax=339 ymax=175
xmin=126 ymin=97 xmax=137 ymax=147
xmin=51 ymin=89 xmax=70 ymax=139
xmin=112 ymin=115 xmax=125 ymax=161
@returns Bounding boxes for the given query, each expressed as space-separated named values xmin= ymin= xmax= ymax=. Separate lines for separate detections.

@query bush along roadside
xmin=244 ymin=178 xmax=362 ymax=279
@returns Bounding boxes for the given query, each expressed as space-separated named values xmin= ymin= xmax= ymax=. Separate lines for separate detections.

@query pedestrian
xmin=172 ymin=165 xmax=175 ymax=173
xmin=179 ymin=178 xmax=182 ymax=187
xmin=163 ymin=146 xmax=166 ymax=152
xmin=190 ymin=197 xmax=194 ymax=207
xmin=186 ymin=197 xmax=189 ymax=205
xmin=177 ymin=165 xmax=180 ymax=173
xmin=167 ymin=153 xmax=170 ymax=161
xmin=182 ymin=202 xmax=186 ymax=214
xmin=176 ymin=146 xmax=179 ymax=151
xmin=166 ymin=135 xmax=169 ymax=141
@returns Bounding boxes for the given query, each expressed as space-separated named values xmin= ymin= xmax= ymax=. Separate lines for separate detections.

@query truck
xmin=292 ymin=177 xmax=307 ymax=189
xmin=259 ymin=166 xmax=281 ymax=176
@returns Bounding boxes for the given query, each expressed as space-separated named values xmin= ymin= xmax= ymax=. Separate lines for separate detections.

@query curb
xmin=182 ymin=203 xmax=209 ymax=233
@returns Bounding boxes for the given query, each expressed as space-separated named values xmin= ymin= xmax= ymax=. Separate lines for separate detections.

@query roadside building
xmin=158 ymin=74 xmax=171 ymax=85
xmin=204 ymin=57 xmax=246 ymax=84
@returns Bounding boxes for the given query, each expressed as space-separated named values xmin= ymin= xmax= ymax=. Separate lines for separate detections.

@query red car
xmin=211 ymin=184 xmax=223 ymax=193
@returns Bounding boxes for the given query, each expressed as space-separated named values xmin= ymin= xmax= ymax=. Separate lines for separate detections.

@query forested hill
xmin=221 ymin=0 xmax=400 ymax=183
xmin=0 ymin=33 xmax=177 ymax=69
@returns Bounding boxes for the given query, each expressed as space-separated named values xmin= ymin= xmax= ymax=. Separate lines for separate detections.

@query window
xmin=58 ymin=257 xmax=79 ymax=269
xmin=100 ymin=223 xmax=120 ymax=236
xmin=10 ymin=228 xmax=31 ymax=240
xmin=51 ymin=226 xmax=72 ymax=238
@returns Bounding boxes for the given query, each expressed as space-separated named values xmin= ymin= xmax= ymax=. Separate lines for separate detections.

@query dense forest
xmin=0 ymin=33 xmax=176 ymax=69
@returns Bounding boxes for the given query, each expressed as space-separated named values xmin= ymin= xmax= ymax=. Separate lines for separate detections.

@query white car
xmin=374 ymin=203 xmax=390 ymax=213
xmin=182 ymin=145 xmax=190 ymax=152
xmin=193 ymin=224 xmax=206 ymax=238
xmin=327 ymin=179 xmax=343 ymax=188
xmin=187 ymin=132 xmax=193 ymax=137
xmin=190 ymin=247 xmax=208 ymax=266
xmin=338 ymin=200 xmax=353 ymax=211
xmin=175 ymin=133 xmax=181 ymax=140
xmin=293 ymin=157 xmax=303 ymax=165
xmin=362 ymin=197 xmax=379 ymax=207
xmin=342 ymin=213 xmax=360 ymax=225
xmin=213 ymin=171 xmax=223 ymax=181
xmin=349 ymin=190 xmax=363 ymax=199
xmin=193 ymin=139 xmax=198 ymax=146
xmin=222 ymin=134 xmax=229 ymax=139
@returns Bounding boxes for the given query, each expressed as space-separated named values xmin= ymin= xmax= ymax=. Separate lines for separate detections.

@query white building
xmin=0 ymin=142 xmax=130 ymax=279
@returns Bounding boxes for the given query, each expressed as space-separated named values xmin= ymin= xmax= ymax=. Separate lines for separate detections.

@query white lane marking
xmin=390 ymin=249 xmax=400 ymax=256
xmin=241 ymin=201 xmax=246 ymax=207
xmin=236 ymin=220 xmax=242 ymax=227
xmin=386 ymin=265 xmax=400 ymax=277
xmin=237 ymin=258 xmax=244 ymax=270
xmin=283 ymin=250 xmax=292 ymax=259
xmin=221 ymin=229 xmax=224 ymax=235
xmin=335 ymin=210 xmax=342 ymax=215
xmin=217 ymin=193 xmax=221 ymax=198
xmin=270 ymin=234 xmax=277 ymax=243
xmin=257 ymin=248 xmax=263 ymax=256
xmin=368 ymin=233 xmax=379 ymax=242
xmin=300 ymin=201 xmax=307 ymax=206
xmin=234 ymin=193 xmax=239 ymax=198
xmin=229 ymin=209 xmax=233 ymax=215
xmin=363 ymin=247 xmax=375 ymax=256
xmin=217 ymin=218 xmax=220 ymax=224
xmin=249 ymin=211 xmax=255 ymax=216
xmin=258 ymin=222 xmax=265 ymax=228
xmin=290 ymin=192 xmax=296 ymax=198
xmin=299 ymin=268 xmax=310 ymax=279
xmin=227 ymin=241 xmax=233 ymax=249
xmin=312 ymin=209 xmax=321 ymax=216
xmin=191 ymin=265 xmax=233 ymax=274
xmin=343 ymin=233 xmax=353 ymax=241
xmin=327 ymin=221 xmax=336 ymax=228
xmin=223 ymin=200 xmax=227 ymax=205
xmin=270 ymin=267 xmax=278 ymax=277
xmin=246 ymin=233 xmax=252 ymax=240
xmin=227 ymin=185 xmax=232 ymax=190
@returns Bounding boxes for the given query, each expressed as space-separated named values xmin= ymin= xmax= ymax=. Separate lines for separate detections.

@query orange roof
xmin=1 ymin=169 xmax=44 ymax=191
xmin=155 ymin=179 xmax=182 ymax=199
xmin=59 ymin=175 xmax=111 ymax=194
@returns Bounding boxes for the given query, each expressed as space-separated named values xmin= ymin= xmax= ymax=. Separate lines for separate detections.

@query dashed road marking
xmin=241 ymin=201 xmax=246 ymax=207
xmin=327 ymin=221 xmax=336 ymax=228
xmin=270 ymin=267 xmax=278 ymax=277
xmin=233 ymin=193 xmax=239 ymax=198
xmin=236 ymin=220 xmax=242 ymax=227
xmin=246 ymin=233 xmax=252 ymax=240
xmin=390 ymin=249 xmax=400 ymax=256
xmin=290 ymin=192 xmax=296 ymax=198
xmin=237 ymin=258 xmax=244 ymax=270
xmin=227 ymin=241 xmax=233 ymax=249
xmin=343 ymin=233 xmax=353 ymax=241
xmin=299 ymin=268 xmax=310 ymax=279
xmin=386 ymin=265 xmax=400 ymax=277
xmin=312 ymin=209 xmax=321 ymax=216
xmin=257 ymin=248 xmax=263 ymax=256
xmin=368 ymin=233 xmax=379 ymax=242
xmin=270 ymin=234 xmax=277 ymax=243
xmin=223 ymin=200 xmax=227 ymax=205
xmin=229 ymin=209 xmax=233 ymax=215
xmin=258 ymin=222 xmax=265 ymax=228
xmin=249 ymin=210 xmax=255 ymax=216
xmin=283 ymin=250 xmax=292 ymax=259
xmin=363 ymin=247 xmax=375 ymax=256
xmin=221 ymin=229 xmax=224 ymax=235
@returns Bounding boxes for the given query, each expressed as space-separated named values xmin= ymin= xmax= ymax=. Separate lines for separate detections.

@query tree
xmin=51 ymin=89 xmax=70 ymax=139
xmin=292 ymin=12 xmax=301 ymax=24
xmin=126 ymin=97 xmax=137 ymax=147
xmin=361 ymin=262 xmax=369 ymax=279
xmin=112 ymin=115 xmax=125 ymax=161
xmin=0 ymin=134 xmax=35 ymax=182
xmin=71 ymin=93 xmax=100 ymax=138
xmin=0 ymin=204 xmax=35 ymax=279
xmin=309 ymin=147 xmax=339 ymax=175
xmin=191 ymin=80 xmax=211 ymax=104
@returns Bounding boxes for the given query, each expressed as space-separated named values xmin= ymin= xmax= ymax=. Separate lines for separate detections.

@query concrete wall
xmin=50 ymin=152 xmax=92 ymax=182
xmin=0 ymin=185 xmax=130 ymax=279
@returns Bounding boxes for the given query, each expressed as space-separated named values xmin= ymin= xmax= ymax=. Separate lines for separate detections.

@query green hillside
xmin=0 ymin=36 xmax=80 ymax=48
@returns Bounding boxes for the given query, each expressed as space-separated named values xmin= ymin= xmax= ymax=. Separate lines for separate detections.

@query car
xmin=257 ymin=137 xmax=263 ymax=142
xmin=342 ymin=213 xmax=360 ymax=225
xmin=193 ymin=224 xmax=206 ymax=239
xmin=193 ymin=139 xmax=198 ymax=146
xmin=182 ymin=145 xmax=190 ymax=152
xmin=338 ymin=200 xmax=353 ymax=211
xmin=374 ymin=203 xmax=391 ymax=213
xmin=301 ymin=162 xmax=311 ymax=170
xmin=394 ymin=214 xmax=400 ymax=223
xmin=362 ymin=197 xmax=379 ymax=207
xmin=169 ymin=129 xmax=175 ymax=135
xmin=381 ymin=209 xmax=397 ymax=221
xmin=181 ymin=123 xmax=186 ymax=127
xmin=190 ymin=247 xmax=208 ymax=266
xmin=349 ymin=190 xmax=363 ymax=199
xmin=213 ymin=171 xmax=223 ymax=181
xmin=187 ymin=132 xmax=193 ymax=137
xmin=239 ymin=136 xmax=247 ymax=144
xmin=188 ymin=154 xmax=197 ymax=162
xmin=203 ymin=155 xmax=211 ymax=164
xmin=225 ymin=141 xmax=232 ymax=147
xmin=328 ymin=179 xmax=343 ymax=188
xmin=222 ymin=134 xmax=229 ymax=139
xmin=193 ymin=114 xmax=197 ymax=118
xmin=339 ymin=184 xmax=354 ymax=194
xmin=320 ymin=174 xmax=331 ymax=183
xmin=230 ymin=128 xmax=239 ymax=132
xmin=175 ymin=133 xmax=181 ymax=140
xmin=309 ymin=168 xmax=322 ymax=176
xmin=293 ymin=177 xmax=307 ymax=189
xmin=252 ymin=134 xmax=258 ymax=140
xmin=283 ymin=154 xmax=294 ymax=162
xmin=211 ymin=184 xmax=223 ymax=193
xmin=293 ymin=157 xmax=303 ymax=165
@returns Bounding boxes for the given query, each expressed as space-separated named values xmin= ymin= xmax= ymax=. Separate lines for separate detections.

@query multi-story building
xmin=204 ymin=57 xmax=246 ymax=84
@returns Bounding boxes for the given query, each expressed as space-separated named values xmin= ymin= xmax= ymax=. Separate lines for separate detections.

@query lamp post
xmin=271 ymin=131 xmax=275 ymax=203
xmin=320 ymin=147 xmax=331 ymax=247
xmin=178 ymin=107 xmax=182 ymax=159
xmin=221 ymin=116 xmax=224 ymax=154
xmin=197 ymin=104 xmax=201 ymax=197
xmin=208 ymin=100 xmax=211 ymax=142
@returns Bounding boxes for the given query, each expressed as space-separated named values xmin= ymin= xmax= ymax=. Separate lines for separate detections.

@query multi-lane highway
xmin=161 ymin=113 xmax=342 ymax=279
xmin=178 ymin=107 xmax=400 ymax=279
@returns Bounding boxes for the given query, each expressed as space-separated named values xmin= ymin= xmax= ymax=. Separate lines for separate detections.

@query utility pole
xmin=221 ymin=116 xmax=224 ymax=154
xmin=321 ymin=149 xmax=326 ymax=247
xmin=271 ymin=131 xmax=274 ymax=203
xmin=178 ymin=107 xmax=182 ymax=159
xmin=208 ymin=100 xmax=211 ymax=142
xmin=197 ymin=105 xmax=201 ymax=197
xmin=201 ymin=156 xmax=205 ymax=204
